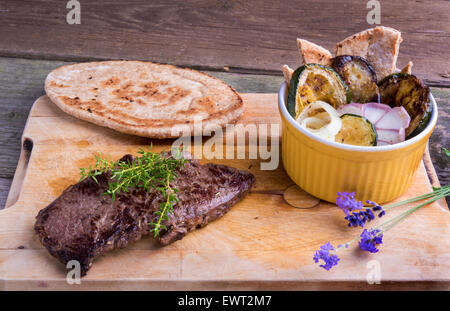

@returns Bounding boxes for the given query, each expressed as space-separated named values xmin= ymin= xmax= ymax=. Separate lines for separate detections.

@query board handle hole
xmin=3 ymin=138 xmax=34 ymax=209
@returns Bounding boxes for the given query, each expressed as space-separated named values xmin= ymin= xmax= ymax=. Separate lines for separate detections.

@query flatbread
xmin=45 ymin=61 xmax=243 ymax=138
xmin=296 ymin=39 xmax=332 ymax=66
xmin=334 ymin=26 xmax=402 ymax=80
xmin=282 ymin=65 xmax=294 ymax=88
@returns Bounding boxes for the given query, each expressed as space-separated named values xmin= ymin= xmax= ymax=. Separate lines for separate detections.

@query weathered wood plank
xmin=0 ymin=0 xmax=449 ymax=86
xmin=0 ymin=58 xmax=66 ymax=181
xmin=0 ymin=57 xmax=448 ymax=209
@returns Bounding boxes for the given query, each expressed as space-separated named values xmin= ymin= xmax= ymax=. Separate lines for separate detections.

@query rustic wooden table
xmin=0 ymin=0 xmax=448 ymax=208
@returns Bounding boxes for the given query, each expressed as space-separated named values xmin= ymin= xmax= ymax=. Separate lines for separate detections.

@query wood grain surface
xmin=0 ymin=0 xmax=449 ymax=86
xmin=1 ymin=57 xmax=448 ymax=209
xmin=0 ymin=95 xmax=448 ymax=290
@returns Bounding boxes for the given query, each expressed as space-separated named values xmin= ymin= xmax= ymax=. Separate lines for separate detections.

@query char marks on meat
xmin=34 ymin=153 xmax=255 ymax=275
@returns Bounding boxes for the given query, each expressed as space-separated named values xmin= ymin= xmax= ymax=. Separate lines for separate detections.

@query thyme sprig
xmin=80 ymin=147 xmax=187 ymax=237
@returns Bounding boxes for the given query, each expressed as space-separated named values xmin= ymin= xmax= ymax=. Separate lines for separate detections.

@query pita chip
xmin=282 ymin=65 xmax=294 ymax=89
xmin=297 ymin=38 xmax=332 ymax=66
xmin=334 ymin=26 xmax=403 ymax=80
xmin=400 ymin=61 xmax=413 ymax=74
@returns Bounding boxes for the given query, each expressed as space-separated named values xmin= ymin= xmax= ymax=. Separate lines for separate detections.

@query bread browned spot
xmin=101 ymin=77 xmax=121 ymax=87
xmin=49 ymin=81 xmax=69 ymax=88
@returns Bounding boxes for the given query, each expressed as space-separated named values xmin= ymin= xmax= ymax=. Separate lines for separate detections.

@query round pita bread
xmin=45 ymin=61 xmax=243 ymax=138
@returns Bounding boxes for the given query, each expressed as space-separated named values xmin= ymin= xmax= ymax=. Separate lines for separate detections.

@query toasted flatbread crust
xmin=297 ymin=39 xmax=332 ymax=66
xmin=334 ymin=26 xmax=402 ymax=80
xmin=282 ymin=65 xmax=294 ymax=88
xmin=45 ymin=61 xmax=243 ymax=138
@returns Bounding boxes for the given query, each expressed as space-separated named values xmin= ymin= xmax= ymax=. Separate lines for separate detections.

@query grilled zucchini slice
xmin=405 ymin=96 xmax=432 ymax=139
xmin=331 ymin=55 xmax=379 ymax=103
xmin=378 ymin=73 xmax=430 ymax=137
xmin=287 ymin=64 xmax=350 ymax=119
xmin=335 ymin=114 xmax=377 ymax=146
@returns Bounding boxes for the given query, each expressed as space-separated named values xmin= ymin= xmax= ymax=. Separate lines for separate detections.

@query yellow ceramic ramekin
xmin=278 ymin=82 xmax=438 ymax=204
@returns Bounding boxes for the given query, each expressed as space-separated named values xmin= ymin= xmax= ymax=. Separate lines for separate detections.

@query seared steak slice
xmin=35 ymin=154 xmax=255 ymax=275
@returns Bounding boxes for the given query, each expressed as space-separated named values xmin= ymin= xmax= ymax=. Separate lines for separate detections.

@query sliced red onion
xmin=377 ymin=140 xmax=391 ymax=146
xmin=398 ymin=127 xmax=406 ymax=142
xmin=377 ymin=129 xmax=405 ymax=145
xmin=392 ymin=107 xmax=411 ymax=128
xmin=375 ymin=109 xmax=404 ymax=130
xmin=362 ymin=103 xmax=391 ymax=124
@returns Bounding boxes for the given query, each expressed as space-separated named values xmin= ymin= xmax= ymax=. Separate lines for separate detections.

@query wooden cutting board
xmin=1 ymin=95 xmax=449 ymax=290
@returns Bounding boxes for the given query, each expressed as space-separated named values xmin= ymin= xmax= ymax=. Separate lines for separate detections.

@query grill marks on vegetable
xmin=287 ymin=64 xmax=349 ymax=118
xmin=331 ymin=55 xmax=379 ymax=103
xmin=288 ymin=59 xmax=431 ymax=146
xmin=378 ymin=73 xmax=431 ymax=137
xmin=335 ymin=114 xmax=377 ymax=146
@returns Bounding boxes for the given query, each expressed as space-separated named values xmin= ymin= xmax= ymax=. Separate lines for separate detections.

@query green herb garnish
xmin=80 ymin=147 xmax=187 ymax=237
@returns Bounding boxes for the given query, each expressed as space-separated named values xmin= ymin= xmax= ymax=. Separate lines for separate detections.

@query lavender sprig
xmin=337 ymin=193 xmax=385 ymax=227
xmin=314 ymin=186 xmax=450 ymax=271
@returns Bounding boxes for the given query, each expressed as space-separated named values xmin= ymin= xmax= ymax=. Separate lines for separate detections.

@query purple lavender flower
xmin=343 ymin=198 xmax=387 ymax=227
xmin=345 ymin=212 xmax=363 ymax=227
xmin=359 ymin=229 xmax=383 ymax=253
xmin=336 ymin=192 xmax=363 ymax=216
xmin=366 ymin=200 xmax=386 ymax=218
xmin=345 ymin=208 xmax=375 ymax=228
xmin=313 ymin=242 xmax=340 ymax=271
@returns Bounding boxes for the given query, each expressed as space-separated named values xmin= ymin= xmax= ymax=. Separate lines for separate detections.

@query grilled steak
xmin=35 ymin=153 xmax=255 ymax=275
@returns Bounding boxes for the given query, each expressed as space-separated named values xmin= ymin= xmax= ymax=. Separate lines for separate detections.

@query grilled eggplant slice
xmin=378 ymin=73 xmax=430 ymax=137
xmin=335 ymin=114 xmax=377 ymax=146
xmin=331 ymin=55 xmax=379 ymax=103
xmin=287 ymin=64 xmax=350 ymax=118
